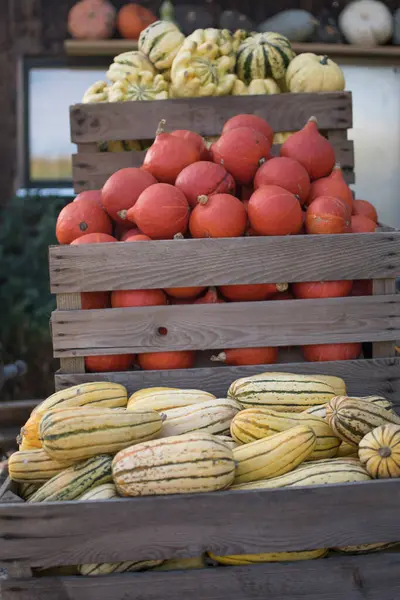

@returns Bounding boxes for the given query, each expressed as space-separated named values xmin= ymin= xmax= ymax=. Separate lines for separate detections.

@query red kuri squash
xmin=254 ymin=157 xmax=310 ymax=205
xmin=292 ymin=280 xmax=353 ymax=299
xmin=211 ymin=347 xmax=278 ymax=366
xmin=102 ymin=167 xmax=157 ymax=225
xmin=175 ymin=162 xmax=236 ymax=208
xmin=56 ymin=199 xmax=113 ymax=245
xmin=165 ymin=287 xmax=206 ymax=299
xmin=138 ymin=351 xmax=196 ymax=370
xmin=81 ymin=291 xmax=111 ymax=310
xmin=189 ymin=193 xmax=247 ymax=238
xmin=219 ymin=283 xmax=288 ymax=302
xmin=70 ymin=233 xmax=117 ymax=244
xmin=306 ymin=196 xmax=350 ymax=234
xmin=170 ymin=130 xmax=210 ymax=160
xmin=73 ymin=189 xmax=102 ymax=206
xmin=85 ymin=354 xmax=135 ymax=372
xmin=117 ymin=3 xmax=157 ymax=39
xmin=351 ymin=214 xmax=376 ymax=233
xmin=194 ymin=287 xmax=224 ymax=304
xmin=307 ymin=164 xmax=353 ymax=211
xmin=111 ymin=289 xmax=167 ymax=308
xmin=302 ymin=343 xmax=362 ymax=362
xmin=248 ymin=185 xmax=303 ymax=236
xmin=222 ymin=114 xmax=274 ymax=146
xmin=352 ymin=199 xmax=378 ymax=223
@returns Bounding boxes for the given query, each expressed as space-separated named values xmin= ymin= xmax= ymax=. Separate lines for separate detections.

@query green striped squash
xmin=139 ymin=21 xmax=184 ymax=70
xmin=236 ymin=32 xmax=295 ymax=85
xmin=8 ymin=449 xmax=72 ymax=483
xmin=28 ymin=455 xmax=113 ymax=503
xmin=79 ymin=560 xmax=163 ymax=577
xmin=40 ymin=407 xmax=162 ymax=462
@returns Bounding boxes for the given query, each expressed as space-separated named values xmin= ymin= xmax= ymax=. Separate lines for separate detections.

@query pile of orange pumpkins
xmin=55 ymin=113 xmax=378 ymax=373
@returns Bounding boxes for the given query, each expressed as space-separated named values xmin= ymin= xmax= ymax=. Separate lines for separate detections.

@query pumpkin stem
xmin=378 ymin=446 xmax=392 ymax=458
xmin=117 ymin=209 xmax=127 ymax=220
xmin=320 ymin=55 xmax=329 ymax=66
xmin=156 ymin=119 xmax=166 ymax=136
xmin=276 ymin=282 xmax=289 ymax=292
xmin=173 ymin=232 xmax=185 ymax=240
xmin=210 ymin=352 xmax=226 ymax=363
xmin=308 ymin=116 xmax=319 ymax=126
xmin=334 ymin=162 xmax=341 ymax=170
xmin=197 ymin=195 xmax=209 ymax=205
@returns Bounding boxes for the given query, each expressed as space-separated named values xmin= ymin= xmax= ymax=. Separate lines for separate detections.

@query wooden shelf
xmin=65 ymin=39 xmax=400 ymax=59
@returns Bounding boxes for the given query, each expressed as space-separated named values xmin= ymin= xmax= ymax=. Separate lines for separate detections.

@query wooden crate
xmin=0 ymin=401 xmax=39 ymax=453
xmin=2 ymin=381 xmax=400 ymax=600
xmin=70 ymin=91 xmax=354 ymax=192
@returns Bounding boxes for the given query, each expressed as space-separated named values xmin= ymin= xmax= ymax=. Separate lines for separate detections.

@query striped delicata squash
xmin=208 ymin=548 xmax=328 ymax=565
xmin=8 ymin=449 xmax=72 ymax=483
xmin=305 ymin=395 xmax=394 ymax=420
xmin=106 ymin=51 xmax=156 ymax=82
xmin=160 ymin=398 xmax=242 ymax=438
xmin=236 ymin=32 xmax=296 ymax=84
xmin=127 ymin=387 xmax=216 ymax=412
xmin=139 ymin=21 xmax=185 ymax=70
xmin=170 ymin=38 xmax=237 ymax=98
xmin=112 ymin=432 xmax=235 ymax=496
xmin=108 ymin=71 xmax=169 ymax=101
xmin=79 ymin=483 xmax=118 ymax=501
xmin=40 ymin=407 xmax=163 ymax=462
xmin=79 ymin=559 xmax=163 ymax=577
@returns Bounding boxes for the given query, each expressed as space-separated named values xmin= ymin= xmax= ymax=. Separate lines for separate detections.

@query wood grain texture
xmin=49 ymin=232 xmax=400 ymax=293
xmin=51 ymin=295 xmax=400 ymax=357
xmin=71 ymin=139 xmax=355 ymax=192
xmin=373 ymin=279 xmax=397 ymax=359
xmin=56 ymin=293 xmax=85 ymax=373
xmin=55 ymin=357 xmax=400 ymax=404
xmin=2 ymin=479 xmax=400 ymax=567
xmin=70 ymin=92 xmax=352 ymax=143
xmin=3 ymin=552 xmax=400 ymax=600
xmin=0 ymin=400 xmax=39 ymax=428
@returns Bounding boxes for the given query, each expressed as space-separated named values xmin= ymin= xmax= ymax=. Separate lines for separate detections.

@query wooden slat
xmin=55 ymin=357 xmax=400 ymax=404
xmin=51 ymin=295 xmax=400 ymax=356
xmin=0 ymin=400 xmax=39 ymax=427
xmin=373 ymin=279 xmax=397 ymax=358
xmin=0 ymin=427 xmax=19 ymax=452
xmin=49 ymin=232 xmax=400 ymax=293
xmin=4 ymin=552 xmax=400 ymax=600
xmin=1 ymin=478 xmax=400 ymax=567
xmin=71 ymin=139 xmax=355 ymax=192
xmin=70 ymin=92 xmax=352 ymax=143
xmin=56 ymin=293 xmax=85 ymax=373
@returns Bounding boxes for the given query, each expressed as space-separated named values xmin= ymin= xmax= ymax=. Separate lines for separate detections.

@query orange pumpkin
xmin=124 ymin=234 xmax=152 ymax=242
xmin=306 ymin=196 xmax=350 ymax=235
xmin=68 ymin=0 xmax=116 ymax=40
xmin=352 ymin=199 xmax=378 ymax=223
xmin=302 ymin=343 xmax=362 ymax=362
xmin=280 ymin=116 xmax=335 ymax=180
xmin=189 ymin=193 xmax=247 ymax=238
xmin=194 ymin=287 xmax=224 ymax=304
xmin=74 ymin=189 xmax=103 ymax=206
xmin=292 ymin=280 xmax=353 ymax=299
xmin=222 ymin=114 xmax=274 ymax=146
xmin=71 ymin=233 xmax=117 ymax=244
xmin=102 ymin=167 xmax=157 ymax=225
xmin=117 ymin=3 xmax=157 ymax=39
xmin=248 ymin=185 xmax=303 ymax=236
xmin=211 ymin=127 xmax=271 ymax=185
xmin=254 ymin=157 xmax=310 ymax=205
xmin=85 ymin=354 xmax=135 ymax=372
xmin=175 ymin=162 xmax=236 ymax=208
xmin=119 ymin=227 xmax=142 ymax=240
xmin=165 ymin=287 xmax=206 ymax=299
xmin=56 ymin=199 xmax=113 ymax=245
xmin=142 ymin=124 xmax=201 ymax=184
xmin=111 ymin=289 xmax=167 ymax=308
xmin=219 ymin=283 xmax=288 ymax=302
xmin=306 ymin=164 xmax=353 ymax=211
xmin=351 ymin=215 xmax=376 ymax=233
xmin=127 ymin=183 xmax=189 ymax=240
xmin=81 ymin=291 xmax=111 ymax=310
xmin=211 ymin=347 xmax=278 ymax=366
xmin=138 ymin=351 xmax=196 ymax=370
xmin=171 ymin=130 xmax=210 ymax=161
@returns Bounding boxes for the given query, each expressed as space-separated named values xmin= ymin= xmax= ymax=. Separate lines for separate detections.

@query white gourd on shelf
xmin=339 ymin=0 xmax=394 ymax=47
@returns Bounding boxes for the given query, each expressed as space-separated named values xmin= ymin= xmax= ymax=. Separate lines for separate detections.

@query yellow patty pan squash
xmin=106 ymin=51 xmax=156 ymax=82
xmin=108 ymin=71 xmax=169 ymax=102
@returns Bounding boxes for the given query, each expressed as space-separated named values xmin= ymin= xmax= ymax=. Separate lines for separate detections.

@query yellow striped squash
xmin=230 ymin=407 xmax=340 ymax=460
xmin=8 ymin=449 xmax=72 ymax=483
xmin=305 ymin=396 xmax=394 ymax=419
xmin=160 ymin=398 xmax=241 ymax=438
xmin=359 ymin=424 xmax=400 ymax=478
xmin=79 ymin=482 xmax=118 ymax=500
xmin=233 ymin=425 xmax=316 ymax=484
xmin=326 ymin=396 xmax=400 ymax=446
xmin=28 ymin=455 xmax=113 ymax=502
xmin=227 ymin=373 xmax=336 ymax=412
xmin=232 ymin=457 xmax=370 ymax=490
xmin=152 ymin=557 xmax=206 ymax=571
xmin=127 ymin=387 xmax=215 ymax=412
xmin=333 ymin=543 xmax=399 ymax=555
xmin=79 ymin=559 xmax=163 ymax=576
xmin=337 ymin=442 xmax=358 ymax=458
xmin=112 ymin=432 xmax=235 ymax=496
xmin=312 ymin=375 xmax=346 ymax=396
xmin=20 ymin=382 xmax=128 ymax=450
xmin=215 ymin=435 xmax=239 ymax=449
xmin=208 ymin=548 xmax=328 ymax=565
xmin=40 ymin=407 xmax=162 ymax=462
xmin=19 ymin=482 xmax=42 ymax=500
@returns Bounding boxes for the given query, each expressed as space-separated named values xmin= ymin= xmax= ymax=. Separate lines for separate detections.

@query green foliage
xmin=0 ymin=192 xmax=69 ymax=399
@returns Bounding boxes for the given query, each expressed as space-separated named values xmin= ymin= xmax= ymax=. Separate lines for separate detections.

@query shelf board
xmin=64 ymin=39 xmax=400 ymax=60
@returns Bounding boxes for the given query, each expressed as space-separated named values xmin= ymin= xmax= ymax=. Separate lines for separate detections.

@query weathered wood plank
xmin=51 ymin=295 xmax=400 ymax=356
xmin=55 ymin=357 xmax=400 ymax=405
xmin=0 ymin=427 xmax=19 ymax=452
xmin=373 ymin=279 xmax=397 ymax=358
xmin=1 ymin=479 xmax=400 ymax=567
xmin=49 ymin=232 xmax=400 ymax=293
xmin=4 ymin=553 xmax=400 ymax=600
xmin=56 ymin=293 xmax=85 ymax=373
xmin=71 ymin=139 xmax=355 ymax=192
xmin=70 ymin=92 xmax=353 ymax=143
xmin=0 ymin=400 xmax=39 ymax=427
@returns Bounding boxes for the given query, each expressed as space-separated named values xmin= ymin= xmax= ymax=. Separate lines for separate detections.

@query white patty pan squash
xmin=106 ymin=51 xmax=156 ymax=82
xmin=170 ymin=39 xmax=237 ymax=98
xmin=139 ymin=20 xmax=185 ymax=70
xmin=108 ymin=72 xmax=169 ymax=102
xmin=286 ymin=53 xmax=345 ymax=93
xmin=82 ymin=81 xmax=110 ymax=103
xmin=232 ymin=78 xmax=281 ymax=96
xmin=339 ymin=0 xmax=393 ymax=46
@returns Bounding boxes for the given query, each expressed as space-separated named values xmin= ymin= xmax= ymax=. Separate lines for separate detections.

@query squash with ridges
xmin=359 ymin=424 xmax=400 ymax=478
xmin=127 ymin=387 xmax=216 ymax=412
xmin=8 ymin=449 xmax=72 ymax=483
xmin=236 ymin=32 xmax=295 ymax=84
xmin=160 ymin=398 xmax=242 ymax=438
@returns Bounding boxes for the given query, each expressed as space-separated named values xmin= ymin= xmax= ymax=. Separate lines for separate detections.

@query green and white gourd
xmin=236 ymin=32 xmax=296 ymax=85
xmin=139 ymin=20 xmax=185 ymax=70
